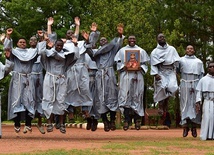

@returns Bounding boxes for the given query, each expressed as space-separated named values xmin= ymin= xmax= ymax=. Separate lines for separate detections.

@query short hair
xmin=100 ymin=37 xmax=107 ymax=41
xmin=117 ymin=23 xmax=124 ymax=28
xmin=18 ymin=37 xmax=26 ymax=41
xmin=208 ymin=61 xmax=214 ymax=67
xmin=55 ymin=39 xmax=64 ymax=44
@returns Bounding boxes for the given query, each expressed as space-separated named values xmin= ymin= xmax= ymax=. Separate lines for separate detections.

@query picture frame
xmin=125 ymin=50 xmax=140 ymax=71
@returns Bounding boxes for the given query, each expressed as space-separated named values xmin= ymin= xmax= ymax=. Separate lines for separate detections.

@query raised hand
xmin=74 ymin=17 xmax=80 ymax=26
xmin=90 ymin=22 xmax=97 ymax=32
xmin=47 ymin=17 xmax=54 ymax=26
xmin=81 ymin=30 xmax=89 ymax=40
xmin=37 ymin=30 xmax=44 ymax=37
xmin=117 ymin=23 xmax=124 ymax=36
xmin=6 ymin=28 xmax=13 ymax=35
xmin=0 ymin=33 xmax=5 ymax=43
xmin=4 ymin=48 xmax=11 ymax=58
xmin=61 ymin=38 xmax=66 ymax=43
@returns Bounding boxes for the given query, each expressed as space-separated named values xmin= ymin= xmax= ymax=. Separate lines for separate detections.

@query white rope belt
xmin=11 ymin=71 xmax=30 ymax=108
xmin=31 ymin=72 xmax=42 ymax=75
xmin=46 ymin=72 xmax=65 ymax=102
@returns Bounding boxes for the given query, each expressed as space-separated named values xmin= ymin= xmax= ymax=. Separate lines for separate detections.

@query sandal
xmin=37 ymin=125 xmax=45 ymax=134
xmin=23 ymin=126 xmax=32 ymax=134
xmin=60 ymin=124 xmax=66 ymax=134
xmin=14 ymin=126 xmax=20 ymax=133
xmin=46 ymin=124 xmax=53 ymax=132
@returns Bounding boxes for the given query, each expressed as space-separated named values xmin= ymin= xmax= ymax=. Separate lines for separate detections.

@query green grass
xmin=2 ymin=139 xmax=214 ymax=155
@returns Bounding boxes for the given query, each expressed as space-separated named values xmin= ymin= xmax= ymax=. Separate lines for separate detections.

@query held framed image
xmin=125 ymin=50 xmax=140 ymax=71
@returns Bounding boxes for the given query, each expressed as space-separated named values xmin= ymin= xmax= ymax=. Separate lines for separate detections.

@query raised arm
xmin=93 ymin=42 xmax=115 ymax=57
xmin=3 ymin=28 xmax=13 ymax=49
xmin=82 ymin=22 xmax=100 ymax=49
xmin=89 ymin=22 xmax=100 ymax=48
xmin=47 ymin=17 xmax=54 ymax=35
xmin=74 ymin=17 xmax=80 ymax=38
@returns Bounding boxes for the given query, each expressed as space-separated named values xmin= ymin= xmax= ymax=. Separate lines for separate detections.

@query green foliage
xmin=0 ymin=44 xmax=11 ymax=120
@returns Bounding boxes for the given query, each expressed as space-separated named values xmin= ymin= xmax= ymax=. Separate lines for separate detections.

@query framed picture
xmin=125 ymin=50 xmax=140 ymax=71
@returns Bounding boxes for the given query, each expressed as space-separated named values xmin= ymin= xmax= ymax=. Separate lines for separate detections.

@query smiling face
xmin=128 ymin=35 xmax=136 ymax=47
xmin=55 ymin=40 xmax=64 ymax=52
xmin=186 ymin=45 xmax=195 ymax=56
xmin=17 ymin=38 xmax=27 ymax=49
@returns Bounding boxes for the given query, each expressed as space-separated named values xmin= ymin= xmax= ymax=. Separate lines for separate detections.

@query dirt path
xmin=0 ymin=125 xmax=210 ymax=154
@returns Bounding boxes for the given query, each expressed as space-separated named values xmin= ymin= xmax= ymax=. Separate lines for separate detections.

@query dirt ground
xmin=0 ymin=124 xmax=212 ymax=154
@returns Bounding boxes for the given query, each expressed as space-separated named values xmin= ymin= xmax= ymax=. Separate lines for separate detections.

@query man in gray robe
xmin=150 ymin=33 xmax=180 ymax=120
xmin=29 ymin=36 xmax=45 ymax=134
xmin=64 ymin=22 xmax=99 ymax=118
xmin=178 ymin=45 xmax=204 ymax=138
xmin=196 ymin=61 xmax=214 ymax=140
xmin=37 ymin=33 xmax=79 ymax=134
xmin=115 ymin=35 xmax=150 ymax=130
xmin=4 ymin=28 xmax=38 ymax=134
xmin=81 ymin=23 xmax=100 ymax=131
xmin=47 ymin=16 xmax=81 ymax=128
xmin=93 ymin=23 xmax=124 ymax=132
xmin=64 ymin=40 xmax=97 ymax=123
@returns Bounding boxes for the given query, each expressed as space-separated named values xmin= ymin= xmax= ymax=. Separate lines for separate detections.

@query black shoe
xmin=123 ymin=122 xmax=129 ymax=131
xmin=135 ymin=121 xmax=141 ymax=130
xmin=110 ymin=121 xmax=116 ymax=131
xmin=86 ymin=118 xmax=92 ymax=130
xmin=183 ymin=127 xmax=189 ymax=137
xmin=191 ymin=128 xmax=197 ymax=138
xmin=91 ymin=119 xmax=98 ymax=131
xmin=55 ymin=123 xmax=60 ymax=130
xmin=103 ymin=121 xmax=110 ymax=132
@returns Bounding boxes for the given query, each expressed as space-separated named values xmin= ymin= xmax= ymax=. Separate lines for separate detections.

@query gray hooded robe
xmin=115 ymin=45 xmax=150 ymax=116
xmin=65 ymin=40 xmax=97 ymax=108
xmin=179 ymin=55 xmax=204 ymax=125
xmin=93 ymin=36 xmax=124 ymax=114
xmin=37 ymin=41 xmax=79 ymax=119
xmin=150 ymin=44 xmax=180 ymax=102
xmin=4 ymin=38 xmax=38 ymax=120
xmin=196 ymin=74 xmax=214 ymax=140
